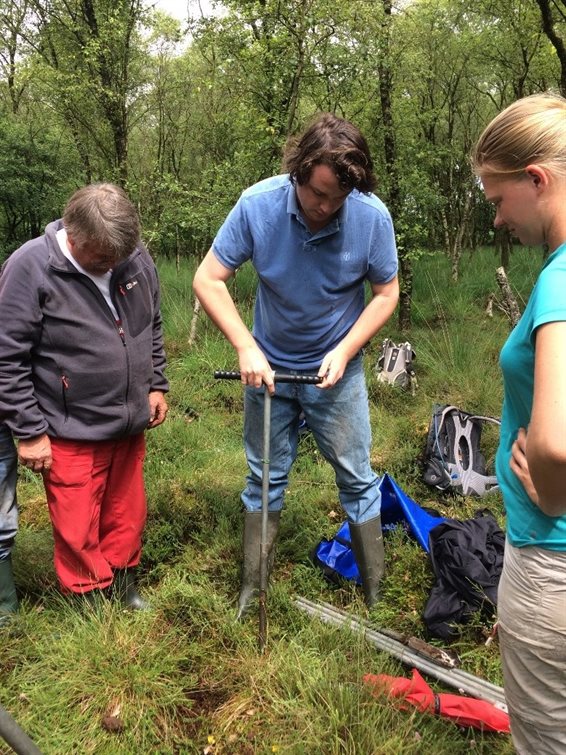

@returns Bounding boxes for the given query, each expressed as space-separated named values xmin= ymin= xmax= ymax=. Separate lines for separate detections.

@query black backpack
xmin=422 ymin=404 xmax=500 ymax=497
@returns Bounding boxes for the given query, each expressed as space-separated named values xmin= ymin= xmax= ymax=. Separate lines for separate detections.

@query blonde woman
xmin=473 ymin=93 xmax=566 ymax=754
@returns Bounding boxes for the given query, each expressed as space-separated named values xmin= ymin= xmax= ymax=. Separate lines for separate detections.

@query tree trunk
xmin=535 ymin=0 xmax=566 ymax=96
xmin=494 ymin=228 xmax=513 ymax=270
xmin=450 ymin=189 xmax=473 ymax=282
xmin=176 ymin=227 xmax=181 ymax=274
xmin=495 ymin=266 xmax=521 ymax=327
xmin=440 ymin=208 xmax=451 ymax=258
xmin=398 ymin=255 xmax=413 ymax=331
xmin=188 ymin=297 xmax=201 ymax=347
xmin=378 ymin=0 xmax=411 ymax=330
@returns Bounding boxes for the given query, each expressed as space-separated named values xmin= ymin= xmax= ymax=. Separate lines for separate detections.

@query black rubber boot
xmin=111 ymin=568 xmax=150 ymax=611
xmin=236 ymin=511 xmax=281 ymax=620
xmin=349 ymin=516 xmax=385 ymax=608
xmin=0 ymin=555 xmax=19 ymax=625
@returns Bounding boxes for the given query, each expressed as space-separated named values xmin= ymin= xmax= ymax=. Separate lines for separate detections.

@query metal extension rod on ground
xmin=0 ymin=704 xmax=43 ymax=755
xmin=215 ymin=370 xmax=321 ymax=652
xmin=294 ymin=597 xmax=507 ymax=711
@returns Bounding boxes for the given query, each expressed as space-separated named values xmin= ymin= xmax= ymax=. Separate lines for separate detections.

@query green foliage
xmin=0 ymin=113 xmax=77 ymax=256
xmin=1 ymin=0 xmax=563 ymax=273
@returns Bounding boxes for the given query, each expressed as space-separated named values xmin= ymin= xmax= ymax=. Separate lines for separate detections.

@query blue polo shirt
xmin=212 ymin=174 xmax=397 ymax=370
xmin=497 ymin=241 xmax=566 ymax=549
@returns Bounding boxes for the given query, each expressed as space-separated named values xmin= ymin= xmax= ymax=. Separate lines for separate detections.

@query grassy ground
xmin=2 ymin=245 xmax=543 ymax=754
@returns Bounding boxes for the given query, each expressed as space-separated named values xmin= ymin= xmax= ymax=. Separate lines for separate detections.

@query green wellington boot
xmin=349 ymin=516 xmax=385 ymax=607
xmin=111 ymin=568 xmax=150 ymax=611
xmin=0 ymin=556 xmax=19 ymax=625
xmin=236 ymin=511 xmax=281 ymax=620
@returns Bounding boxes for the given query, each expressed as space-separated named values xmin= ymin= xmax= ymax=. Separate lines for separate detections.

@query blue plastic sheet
xmin=313 ymin=473 xmax=445 ymax=584
xmin=379 ymin=473 xmax=446 ymax=551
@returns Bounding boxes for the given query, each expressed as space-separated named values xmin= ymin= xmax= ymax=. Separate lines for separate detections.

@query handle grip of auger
xmin=214 ymin=370 xmax=322 ymax=384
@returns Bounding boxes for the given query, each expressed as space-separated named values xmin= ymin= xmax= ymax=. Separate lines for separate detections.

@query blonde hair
xmin=472 ymin=92 xmax=566 ymax=179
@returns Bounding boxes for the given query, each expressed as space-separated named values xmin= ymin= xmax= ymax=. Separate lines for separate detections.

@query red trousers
xmin=44 ymin=434 xmax=147 ymax=593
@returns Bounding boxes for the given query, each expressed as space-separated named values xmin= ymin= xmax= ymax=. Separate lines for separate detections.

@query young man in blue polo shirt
xmin=193 ymin=113 xmax=399 ymax=615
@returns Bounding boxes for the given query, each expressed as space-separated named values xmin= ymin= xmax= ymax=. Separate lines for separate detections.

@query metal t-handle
xmin=214 ymin=370 xmax=321 ymax=384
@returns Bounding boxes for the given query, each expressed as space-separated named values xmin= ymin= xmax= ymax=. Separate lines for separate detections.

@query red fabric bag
xmin=364 ymin=668 xmax=510 ymax=734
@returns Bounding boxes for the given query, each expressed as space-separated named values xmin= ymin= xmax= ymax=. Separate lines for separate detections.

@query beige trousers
xmin=498 ymin=540 xmax=566 ymax=754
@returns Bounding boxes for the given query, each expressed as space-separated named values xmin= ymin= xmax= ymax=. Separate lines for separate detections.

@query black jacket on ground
xmin=423 ymin=511 xmax=505 ymax=640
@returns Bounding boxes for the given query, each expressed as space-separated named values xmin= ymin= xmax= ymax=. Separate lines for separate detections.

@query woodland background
xmin=1 ymin=0 xmax=565 ymax=327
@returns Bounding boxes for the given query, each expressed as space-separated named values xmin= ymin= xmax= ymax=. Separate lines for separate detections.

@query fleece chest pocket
xmin=117 ymin=276 xmax=154 ymax=338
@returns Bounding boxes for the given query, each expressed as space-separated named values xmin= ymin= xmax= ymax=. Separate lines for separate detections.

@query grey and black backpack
xmin=422 ymin=404 xmax=500 ymax=497
xmin=375 ymin=338 xmax=416 ymax=393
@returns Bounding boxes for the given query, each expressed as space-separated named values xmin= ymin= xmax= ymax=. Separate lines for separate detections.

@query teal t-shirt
xmin=497 ymin=242 xmax=566 ymax=549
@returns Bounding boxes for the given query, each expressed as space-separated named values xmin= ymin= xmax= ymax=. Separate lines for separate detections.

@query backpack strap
xmin=467 ymin=414 xmax=501 ymax=426
xmin=432 ymin=405 xmax=460 ymax=463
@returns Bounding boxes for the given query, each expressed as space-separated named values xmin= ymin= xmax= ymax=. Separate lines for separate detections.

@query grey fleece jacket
xmin=0 ymin=220 xmax=168 ymax=441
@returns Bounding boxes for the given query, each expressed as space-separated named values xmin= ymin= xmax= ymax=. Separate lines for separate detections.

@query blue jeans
xmin=0 ymin=424 xmax=18 ymax=561
xmin=242 ymin=356 xmax=380 ymax=523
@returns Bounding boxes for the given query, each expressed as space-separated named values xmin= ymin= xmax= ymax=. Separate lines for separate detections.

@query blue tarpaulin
xmin=379 ymin=473 xmax=446 ymax=551
xmin=313 ymin=473 xmax=446 ymax=584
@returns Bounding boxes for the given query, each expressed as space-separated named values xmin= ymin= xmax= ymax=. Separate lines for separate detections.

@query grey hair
xmin=63 ymin=183 xmax=141 ymax=261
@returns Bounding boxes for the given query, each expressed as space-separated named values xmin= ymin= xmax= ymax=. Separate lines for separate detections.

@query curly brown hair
xmin=283 ymin=113 xmax=377 ymax=194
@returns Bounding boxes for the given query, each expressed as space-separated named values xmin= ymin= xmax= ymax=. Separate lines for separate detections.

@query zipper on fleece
xmin=61 ymin=374 xmax=69 ymax=420
xmin=115 ymin=318 xmax=132 ymax=433
xmin=117 ymin=320 xmax=126 ymax=346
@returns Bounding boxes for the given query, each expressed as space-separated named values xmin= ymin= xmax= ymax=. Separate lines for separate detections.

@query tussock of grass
xmin=2 ymin=248 xmax=529 ymax=753
xmin=2 ymin=597 xmax=201 ymax=752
